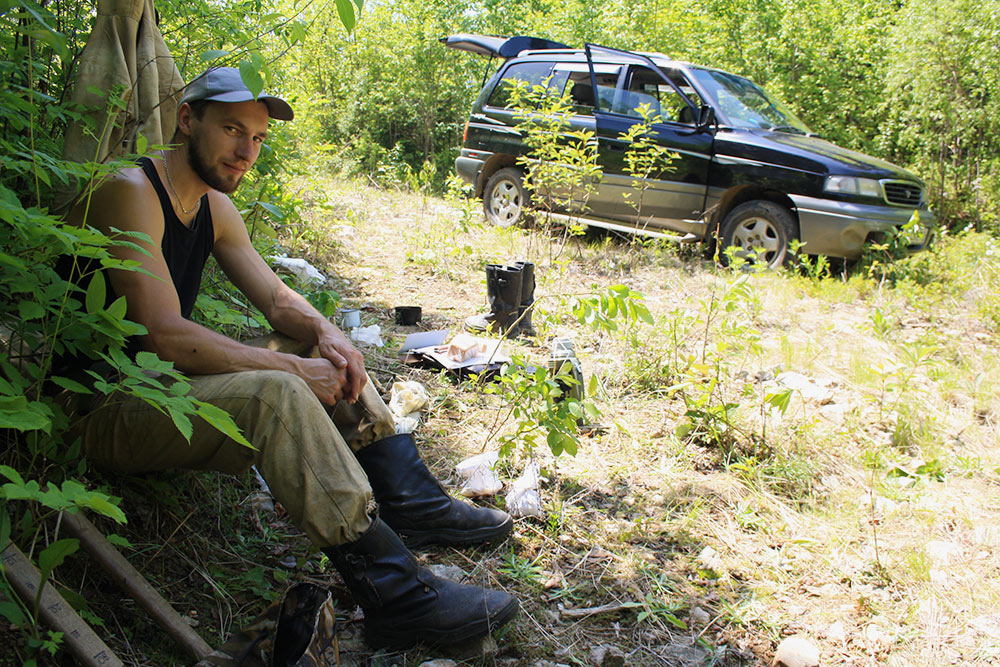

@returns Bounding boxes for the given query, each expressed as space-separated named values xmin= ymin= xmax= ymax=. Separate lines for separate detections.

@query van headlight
xmin=824 ymin=175 xmax=882 ymax=199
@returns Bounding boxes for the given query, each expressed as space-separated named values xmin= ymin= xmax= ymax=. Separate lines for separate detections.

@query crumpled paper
xmin=389 ymin=381 xmax=429 ymax=434
xmin=350 ymin=324 xmax=383 ymax=347
xmin=271 ymin=255 xmax=325 ymax=287
xmin=506 ymin=460 xmax=544 ymax=518
xmin=389 ymin=381 xmax=429 ymax=417
xmin=456 ymin=451 xmax=502 ymax=498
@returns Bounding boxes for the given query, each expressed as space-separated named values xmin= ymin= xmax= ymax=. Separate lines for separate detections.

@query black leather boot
xmin=512 ymin=260 xmax=536 ymax=336
xmin=325 ymin=518 xmax=518 ymax=649
xmin=355 ymin=434 xmax=513 ymax=547
xmin=464 ymin=263 xmax=523 ymax=338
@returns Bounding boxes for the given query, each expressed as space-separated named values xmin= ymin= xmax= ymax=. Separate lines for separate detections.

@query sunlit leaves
xmin=571 ymin=284 xmax=654 ymax=333
xmin=335 ymin=0 xmax=356 ymax=32
xmin=239 ymin=53 xmax=266 ymax=99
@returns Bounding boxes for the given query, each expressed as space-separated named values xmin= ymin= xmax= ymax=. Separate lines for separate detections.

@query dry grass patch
xmin=279 ymin=177 xmax=1000 ymax=665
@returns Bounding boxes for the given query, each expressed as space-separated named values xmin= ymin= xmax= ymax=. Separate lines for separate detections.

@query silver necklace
xmin=162 ymin=156 xmax=200 ymax=215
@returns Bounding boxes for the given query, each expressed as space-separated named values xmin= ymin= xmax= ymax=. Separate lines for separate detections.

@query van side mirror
xmin=697 ymin=105 xmax=716 ymax=130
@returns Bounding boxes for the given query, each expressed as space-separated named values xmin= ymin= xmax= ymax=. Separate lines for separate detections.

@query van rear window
xmin=487 ymin=61 xmax=555 ymax=108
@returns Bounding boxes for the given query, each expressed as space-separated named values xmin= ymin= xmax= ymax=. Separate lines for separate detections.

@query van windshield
xmin=687 ymin=68 xmax=812 ymax=135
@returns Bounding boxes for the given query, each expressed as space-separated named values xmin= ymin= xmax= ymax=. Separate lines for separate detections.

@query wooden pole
xmin=2 ymin=541 xmax=123 ymax=667
xmin=61 ymin=511 xmax=213 ymax=662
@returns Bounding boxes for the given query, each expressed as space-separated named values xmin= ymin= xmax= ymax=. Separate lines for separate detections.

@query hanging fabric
xmin=62 ymin=0 xmax=184 ymax=165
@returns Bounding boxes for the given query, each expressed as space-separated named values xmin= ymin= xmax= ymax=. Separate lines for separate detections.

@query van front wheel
xmin=719 ymin=201 xmax=798 ymax=269
xmin=483 ymin=168 xmax=528 ymax=228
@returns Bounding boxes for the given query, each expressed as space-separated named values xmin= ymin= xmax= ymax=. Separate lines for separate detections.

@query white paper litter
xmin=271 ymin=255 xmax=325 ymax=287
xmin=775 ymin=370 xmax=834 ymax=404
xmin=389 ymin=381 xmax=429 ymax=434
xmin=456 ymin=451 xmax=503 ymax=498
xmin=506 ymin=460 xmax=544 ymax=518
xmin=389 ymin=381 xmax=429 ymax=418
xmin=350 ymin=324 xmax=383 ymax=347
xmin=394 ymin=416 xmax=419 ymax=434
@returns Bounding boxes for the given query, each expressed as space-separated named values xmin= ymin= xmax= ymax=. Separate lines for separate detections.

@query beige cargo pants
xmin=71 ymin=333 xmax=396 ymax=548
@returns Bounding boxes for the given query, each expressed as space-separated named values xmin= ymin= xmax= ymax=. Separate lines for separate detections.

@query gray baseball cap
xmin=179 ymin=67 xmax=294 ymax=121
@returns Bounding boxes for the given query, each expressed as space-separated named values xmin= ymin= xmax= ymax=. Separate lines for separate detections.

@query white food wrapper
xmin=271 ymin=255 xmax=326 ymax=287
xmin=505 ymin=460 xmax=544 ymax=518
xmin=350 ymin=324 xmax=383 ymax=347
xmin=456 ymin=451 xmax=503 ymax=498
xmin=389 ymin=381 xmax=429 ymax=418
xmin=394 ymin=416 xmax=419 ymax=434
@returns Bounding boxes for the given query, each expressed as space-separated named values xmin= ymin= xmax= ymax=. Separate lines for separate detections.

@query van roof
xmin=441 ymin=34 xmax=726 ymax=78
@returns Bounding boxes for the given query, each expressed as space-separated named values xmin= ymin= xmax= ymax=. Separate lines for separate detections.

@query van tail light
xmin=463 ymin=120 xmax=469 ymax=143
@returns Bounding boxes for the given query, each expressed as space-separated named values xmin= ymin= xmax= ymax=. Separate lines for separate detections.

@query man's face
xmin=185 ymin=101 xmax=270 ymax=193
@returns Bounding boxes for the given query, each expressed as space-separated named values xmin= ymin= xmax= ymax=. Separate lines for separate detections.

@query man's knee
xmin=242 ymin=369 xmax=313 ymax=406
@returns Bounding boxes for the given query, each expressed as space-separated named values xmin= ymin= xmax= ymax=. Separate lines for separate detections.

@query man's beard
xmin=187 ymin=132 xmax=243 ymax=194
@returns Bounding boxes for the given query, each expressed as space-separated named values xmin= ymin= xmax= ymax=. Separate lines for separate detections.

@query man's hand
xmin=296 ymin=357 xmax=351 ymax=405
xmin=317 ymin=331 xmax=367 ymax=403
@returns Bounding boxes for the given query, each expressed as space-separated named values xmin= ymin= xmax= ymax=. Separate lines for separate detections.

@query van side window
xmin=487 ymin=62 xmax=555 ymax=109
xmin=551 ymin=64 xmax=622 ymax=115
xmin=619 ymin=66 xmax=702 ymax=125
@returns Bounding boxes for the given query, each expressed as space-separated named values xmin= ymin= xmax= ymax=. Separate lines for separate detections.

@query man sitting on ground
xmin=64 ymin=67 xmax=517 ymax=649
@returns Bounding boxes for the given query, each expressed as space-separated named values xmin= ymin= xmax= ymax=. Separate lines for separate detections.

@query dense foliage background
xmin=268 ymin=0 xmax=999 ymax=232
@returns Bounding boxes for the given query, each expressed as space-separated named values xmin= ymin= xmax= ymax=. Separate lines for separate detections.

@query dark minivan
xmin=444 ymin=34 xmax=935 ymax=267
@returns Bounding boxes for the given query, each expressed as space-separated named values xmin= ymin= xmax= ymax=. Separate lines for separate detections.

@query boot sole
xmin=396 ymin=516 xmax=514 ymax=548
xmin=365 ymin=594 xmax=519 ymax=649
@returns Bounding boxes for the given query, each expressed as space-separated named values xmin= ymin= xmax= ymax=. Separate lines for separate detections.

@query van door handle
xmin=606 ymin=144 xmax=625 ymax=152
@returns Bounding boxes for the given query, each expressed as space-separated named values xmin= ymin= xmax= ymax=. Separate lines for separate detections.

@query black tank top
xmin=139 ymin=157 xmax=214 ymax=319
xmin=52 ymin=158 xmax=216 ymax=380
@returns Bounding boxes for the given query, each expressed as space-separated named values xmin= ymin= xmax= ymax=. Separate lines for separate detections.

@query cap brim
xmin=201 ymin=91 xmax=295 ymax=121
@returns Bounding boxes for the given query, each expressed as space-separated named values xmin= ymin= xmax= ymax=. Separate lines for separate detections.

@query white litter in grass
xmin=350 ymin=324 xmax=383 ymax=347
xmin=456 ymin=451 xmax=503 ymax=497
xmin=506 ymin=460 xmax=544 ymax=518
xmin=271 ymin=254 xmax=325 ymax=287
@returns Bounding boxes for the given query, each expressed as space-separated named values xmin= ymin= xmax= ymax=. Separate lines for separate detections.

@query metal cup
xmin=341 ymin=308 xmax=361 ymax=328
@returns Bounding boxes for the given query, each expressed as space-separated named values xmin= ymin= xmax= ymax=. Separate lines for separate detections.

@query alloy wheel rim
xmin=732 ymin=216 xmax=781 ymax=264
xmin=490 ymin=180 xmax=521 ymax=224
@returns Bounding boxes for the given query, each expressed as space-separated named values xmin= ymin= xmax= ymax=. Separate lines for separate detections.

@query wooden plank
xmin=2 ymin=541 xmax=123 ymax=667
xmin=61 ymin=511 xmax=213 ymax=662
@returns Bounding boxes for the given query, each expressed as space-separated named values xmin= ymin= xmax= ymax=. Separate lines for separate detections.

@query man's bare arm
xmin=208 ymin=190 xmax=367 ymax=402
xmin=73 ymin=169 xmax=351 ymax=405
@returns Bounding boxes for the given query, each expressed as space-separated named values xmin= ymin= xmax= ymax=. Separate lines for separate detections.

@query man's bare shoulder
xmin=206 ymin=188 xmax=241 ymax=218
xmin=71 ymin=164 xmax=163 ymax=234
xmin=205 ymin=188 xmax=246 ymax=239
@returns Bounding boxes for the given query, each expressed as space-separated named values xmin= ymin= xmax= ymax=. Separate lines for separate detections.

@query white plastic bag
xmin=271 ymin=255 xmax=326 ymax=287
xmin=506 ymin=461 xmax=544 ymax=518
xmin=349 ymin=324 xmax=383 ymax=347
xmin=394 ymin=416 xmax=419 ymax=434
xmin=456 ymin=452 xmax=502 ymax=498
xmin=389 ymin=381 xmax=429 ymax=418
xmin=389 ymin=381 xmax=429 ymax=434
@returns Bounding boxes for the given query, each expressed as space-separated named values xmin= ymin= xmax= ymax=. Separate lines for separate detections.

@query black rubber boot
xmin=512 ymin=260 xmax=536 ymax=336
xmin=325 ymin=518 xmax=518 ymax=649
xmin=355 ymin=434 xmax=513 ymax=547
xmin=464 ymin=263 xmax=523 ymax=338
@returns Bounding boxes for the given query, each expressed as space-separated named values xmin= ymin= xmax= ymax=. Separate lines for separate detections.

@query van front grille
xmin=882 ymin=180 xmax=923 ymax=207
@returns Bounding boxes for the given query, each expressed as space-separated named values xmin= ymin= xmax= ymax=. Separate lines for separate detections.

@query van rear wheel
xmin=719 ymin=200 xmax=797 ymax=269
xmin=483 ymin=168 xmax=528 ymax=228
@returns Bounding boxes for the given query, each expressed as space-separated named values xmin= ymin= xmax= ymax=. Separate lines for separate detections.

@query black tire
xmin=719 ymin=200 xmax=798 ymax=269
xmin=483 ymin=168 xmax=528 ymax=228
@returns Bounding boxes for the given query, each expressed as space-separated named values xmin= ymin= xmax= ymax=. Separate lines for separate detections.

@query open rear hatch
xmin=440 ymin=33 xmax=570 ymax=59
